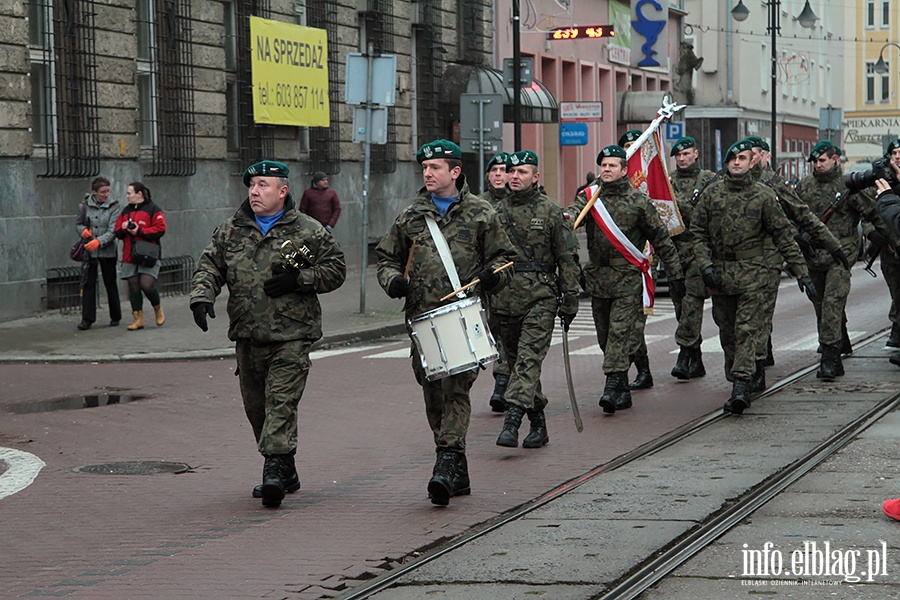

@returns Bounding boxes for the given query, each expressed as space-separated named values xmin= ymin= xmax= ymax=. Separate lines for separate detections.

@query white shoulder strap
xmin=424 ymin=215 xmax=462 ymax=293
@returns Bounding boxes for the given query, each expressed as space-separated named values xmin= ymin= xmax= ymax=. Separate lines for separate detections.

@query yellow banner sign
xmin=250 ymin=17 xmax=329 ymax=126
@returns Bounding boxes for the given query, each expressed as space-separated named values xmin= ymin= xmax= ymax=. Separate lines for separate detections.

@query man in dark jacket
xmin=299 ymin=171 xmax=342 ymax=233
xmin=190 ymin=160 xmax=346 ymax=508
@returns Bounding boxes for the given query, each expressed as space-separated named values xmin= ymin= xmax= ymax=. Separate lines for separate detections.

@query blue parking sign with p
xmin=665 ymin=122 xmax=684 ymax=141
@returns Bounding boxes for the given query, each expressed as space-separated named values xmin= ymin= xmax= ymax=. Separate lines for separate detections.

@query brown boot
xmin=127 ymin=310 xmax=144 ymax=331
xmin=152 ymin=304 xmax=165 ymax=326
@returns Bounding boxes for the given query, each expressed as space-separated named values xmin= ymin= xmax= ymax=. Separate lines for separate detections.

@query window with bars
xmin=234 ymin=0 xmax=274 ymax=167
xmin=363 ymin=0 xmax=397 ymax=174
xmin=136 ymin=0 xmax=197 ymax=177
xmin=414 ymin=3 xmax=443 ymax=147
xmin=28 ymin=0 xmax=100 ymax=178
xmin=457 ymin=0 xmax=486 ymax=62
xmin=307 ymin=0 xmax=341 ymax=175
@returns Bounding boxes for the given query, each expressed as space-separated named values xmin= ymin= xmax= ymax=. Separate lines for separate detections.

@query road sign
xmin=665 ymin=121 xmax=684 ymax=141
xmin=345 ymin=53 xmax=397 ymax=106
xmin=560 ymin=123 xmax=588 ymax=146
xmin=352 ymin=106 xmax=387 ymax=144
xmin=560 ymin=101 xmax=603 ymax=123
xmin=459 ymin=93 xmax=504 ymax=146
xmin=502 ymin=57 xmax=533 ymax=88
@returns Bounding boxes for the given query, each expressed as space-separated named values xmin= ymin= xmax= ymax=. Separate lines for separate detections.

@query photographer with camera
xmin=874 ymin=138 xmax=900 ymax=239
xmin=795 ymin=141 xmax=894 ymax=380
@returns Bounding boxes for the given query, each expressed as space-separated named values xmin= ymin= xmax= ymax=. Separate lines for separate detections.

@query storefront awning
xmin=441 ymin=65 xmax=558 ymax=124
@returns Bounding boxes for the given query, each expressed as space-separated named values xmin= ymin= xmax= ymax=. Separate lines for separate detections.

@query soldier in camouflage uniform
xmin=745 ymin=136 xmax=848 ymax=393
xmin=692 ymin=140 xmax=815 ymax=414
xmin=477 ymin=151 xmax=513 ymax=412
xmin=376 ymin=140 xmax=515 ymax=506
xmin=795 ymin=140 xmax=893 ymax=380
xmin=571 ymin=145 xmax=685 ymax=414
xmin=490 ymin=150 xmax=580 ymax=449
xmin=190 ymin=160 xmax=347 ymax=508
xmin=668 ymin=136 xmax=717 ymax=380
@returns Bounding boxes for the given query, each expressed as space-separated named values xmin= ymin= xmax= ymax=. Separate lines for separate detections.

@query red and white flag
xmin=627 ymin=130 xmax=685 ymax=236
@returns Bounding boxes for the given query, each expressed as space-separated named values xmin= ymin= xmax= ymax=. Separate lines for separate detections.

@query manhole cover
xmin=9 ymin=393 xmax=147 ymax=414
xmin=73 ymin=461 xmax=191 ymax=475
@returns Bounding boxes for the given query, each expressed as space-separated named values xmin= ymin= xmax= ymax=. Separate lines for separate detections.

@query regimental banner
xmin=250 ymin=17 xmax=330 ymax=126
xmin=628 ymin=130 xmax=685 ymax=236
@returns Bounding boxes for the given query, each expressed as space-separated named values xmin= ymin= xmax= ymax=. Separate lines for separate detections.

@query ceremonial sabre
xmin=560 ymin=317 xmax=583 ymax=433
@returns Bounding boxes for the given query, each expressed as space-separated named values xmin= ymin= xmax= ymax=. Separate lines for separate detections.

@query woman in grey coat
xmin=75 ymin=176 xmax=123 ymax=329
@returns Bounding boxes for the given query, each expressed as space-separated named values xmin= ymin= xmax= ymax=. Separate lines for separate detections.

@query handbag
xmin=132 ymin=239 xmax=160 ymax=267
xmin=70 ymin=201 xmax=89 ymax=262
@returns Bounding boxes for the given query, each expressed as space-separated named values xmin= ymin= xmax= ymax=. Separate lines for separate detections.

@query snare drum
xmin=409 ymin=296 xmax=499 ymax=381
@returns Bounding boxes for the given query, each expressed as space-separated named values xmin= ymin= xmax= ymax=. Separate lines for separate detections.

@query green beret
xmin=618 ymin=129 xmax=642 ymax=147
xmin=724 ymin=139 xmax=754 ymax=163
xmin=885 ymin=139 xmax=900 ymax=157
xmin=506 ymin=150 xmax=539 ymax=168
xmin=597 ymin=145 xmax=627 ymax=163
xmin=416 ymin=139 xmax=463 ymax=163
xmin=807 ymin=140 xmax=835 ymax=161
xmin=670 ymin=136 xmax=696 ymax=156
xmin=243 ymin=160 xmax=290 ymax=187
xmin=486 ymin=152 xmax=509 ymax=171
xmin=745 ymin=136 xmax=770 ymax=152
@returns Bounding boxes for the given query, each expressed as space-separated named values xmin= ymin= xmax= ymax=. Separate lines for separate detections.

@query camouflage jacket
xmin=489 ymin=184 xmax=581 ymax=316
xmin=670 ymin=162 xmax=717 ymax=267
xmin=795 ymin=165 xmax=892 ymax=269
xmin=375 ymin=175 xmax=516 ymax=318
xmin=477 ymin=185 xmax=508 ymax=203
xmin=571 ymin=177 xmax=683 ymax=299
xmin=190 ymin=195 xmax=346 ymax=343
xmin=691 ymin=173 xmax=808 ymax=293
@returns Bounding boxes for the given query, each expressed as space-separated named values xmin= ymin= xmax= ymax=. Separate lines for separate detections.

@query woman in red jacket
xmin=115 ymin=182 xmax=166 ymax=330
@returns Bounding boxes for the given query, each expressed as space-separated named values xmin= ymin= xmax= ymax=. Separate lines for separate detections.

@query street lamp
xmin=874 ymin=42 xmax=900 ymax=75
xmin=731 ymin=1 xmax=818 ymax=170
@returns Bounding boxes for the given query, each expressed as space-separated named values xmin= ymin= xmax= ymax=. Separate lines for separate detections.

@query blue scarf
xmin=254 ymin=209 xmax=285 ymax=235
xmin=431 ymin=194 xmax=458 ymax=217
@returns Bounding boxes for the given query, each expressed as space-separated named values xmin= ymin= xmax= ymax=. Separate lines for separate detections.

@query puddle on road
xmin=8 ymin=393 xmax=148 ymax=414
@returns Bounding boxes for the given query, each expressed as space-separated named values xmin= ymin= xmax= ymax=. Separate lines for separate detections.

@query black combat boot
xmin=450 ymin=453 xmax=470 ymax=497
xmin=724 ymin=379 xmax=751 ymax=415
xmin=687 ymin=345 xmax=706 ymax=378
xmin=750 ymin=360 xmax=766 ymax=395
xmin=671 ymin=346 xmax=692 ymax=380
xmin=890 ymin=351 xmax=900 ymax=367
xmin=888 ymin=323 xmax=900 ymax=348
xmin=428 ymin=450 xmax=457 ymax=506
xmin=489 ymin=373 xmax=509 ymax=413
xmin=496 ymin=404 xmax=526 ymax=447
xmin=253 ymin=454 xmax=301 ymax=499
xmin=522 ymin=409 xmax=549 ymax=448
xmin=817 ymin=345 xmax=840 ymax=381
xmin=260 ymin=455 xmax=288 ymax=507
xmin=615 ymin=371 xmax=633 ymax=410
xmin=599 ymin=372 xmax=619 ymax=414
xmin=629 ymin=355 xmax=654 ymax=389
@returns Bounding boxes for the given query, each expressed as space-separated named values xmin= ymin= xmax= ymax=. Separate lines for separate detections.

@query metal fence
xmin=45 ymin=256 xmax=195 ymax=312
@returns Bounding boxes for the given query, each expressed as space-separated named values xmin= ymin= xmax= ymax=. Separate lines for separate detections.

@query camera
xmin=843 ymin=157 xmax=899 ymax=193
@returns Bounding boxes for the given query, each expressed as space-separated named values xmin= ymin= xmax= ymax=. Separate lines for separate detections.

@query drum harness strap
xmin=424 ymin=215 xmax=465 ymax=299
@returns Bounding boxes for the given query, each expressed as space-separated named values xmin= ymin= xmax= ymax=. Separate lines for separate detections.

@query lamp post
xmin=731 ymin=0 xmax=818 ymax=170
xmin=874 ymin=42 xmax=900 ymax=75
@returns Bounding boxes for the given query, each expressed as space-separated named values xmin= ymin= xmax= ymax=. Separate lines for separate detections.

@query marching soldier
xmin=571 ymin=145 xmax=684 ymax=414
xmin=691 ymin=140 xmax=815 ymax=414
xmin=491 ymin=150 xmax=580 ymax=449
xmin=376 ymin=140 xmax=515 ymax=506
xmin=668 ymin=136 xmax=717 ymax=380
xmin=795 ymin=140 xmax=893 ymax=380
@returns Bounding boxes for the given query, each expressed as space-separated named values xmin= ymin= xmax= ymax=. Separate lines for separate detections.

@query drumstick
xmin=439 ymin=261 xmax=514 ymax=301
xmin=403 ymin=240 xmax=417 ymax=280
xmin=573 ymin=184 xmax=602 ymax=230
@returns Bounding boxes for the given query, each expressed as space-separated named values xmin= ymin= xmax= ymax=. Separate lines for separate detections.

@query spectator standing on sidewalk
xmin=376 ymin=139 xmax=515 ymax=506
xmin=76 ymin=176 xmax=123 ymax=330
xmin=299 ymin=171 xmax=341 ymax=233
xmin=190 ymin=160 xmax=346 ymax=508
xmin=115 ymin=182 xmax=166 ymax=331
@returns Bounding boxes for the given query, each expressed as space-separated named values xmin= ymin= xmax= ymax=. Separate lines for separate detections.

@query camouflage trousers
xmin=755 ymin=268 xmax=782 ymax=360
xmin=412 ymin=348 xmax=477 ymax=452
xmin=808 ymin=263 xmax=852 ymax=347
xmin=631 ymin=312 xmax=648 ymax=360
xmin=236 ymin=339 xmax=313 ymax=456
xmin=674 ymin=273 xmax=708 ymax=348
xmin=882 ymin=250 xmax=900 ymax=327
xmin=711 ymin=290 xmax=766 ymax=380
xmin=591 ymin=294 xmax=643 ymax=373
xmin=490 ymin=302 xmax=556 ymax=412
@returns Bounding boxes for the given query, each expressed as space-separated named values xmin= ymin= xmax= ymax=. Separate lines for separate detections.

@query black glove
xmin=668 ymin=278 xmax=686 ymax=301
xmin=559 ymin=311 xmax=576 ymax=332
xmin=797 ymin=275 xmax=819 ymax=302
xmin=701 ymin=266 xmax=722 ymax=289
xmin=191 ymin=302 xmax=215 ymax=332
xmin=477 ymin=268 xmax=501 ymax=292
xmin=830 ymin=248 xmax=850 ymax=270
xmin=867 ymin=231 xmax=890 ymax=250
xmin=794 ymin=233 xmax=814 ymax=256
xmin=263 ymin=264 xmax=302 ymax=298
xmin=387 ymin=276 xmax=411 ymax=299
